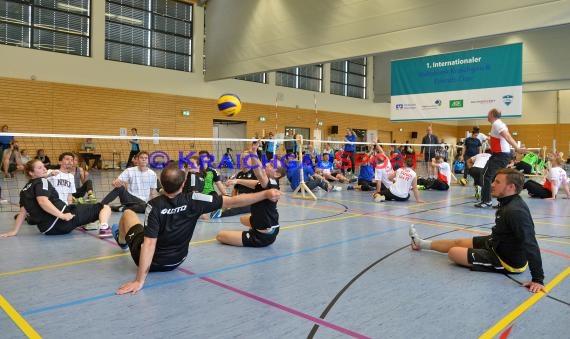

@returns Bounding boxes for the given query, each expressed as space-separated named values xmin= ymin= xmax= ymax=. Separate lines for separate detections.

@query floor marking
xmin=479 ymin=266 xmax=570 ymax=339
xmin=0 ymin=253 xmax=128 ymax=277
xmin=0 ymin=294 xmax=41 ymax=338
xmin=177 ymin=267 xmax=371 ymax=339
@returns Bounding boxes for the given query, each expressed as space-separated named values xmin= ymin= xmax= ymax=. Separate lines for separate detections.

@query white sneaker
xmin=83 ymin=221 xmax=99 ymax=231
xmin=332 ymin=186 xmax=342 ymax=191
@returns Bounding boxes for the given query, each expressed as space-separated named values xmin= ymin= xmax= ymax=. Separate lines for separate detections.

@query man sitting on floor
xmin=113 ymin=163 xmax=281 ymax=295
xmin=409 ymin=168 xmax=545 ymax=293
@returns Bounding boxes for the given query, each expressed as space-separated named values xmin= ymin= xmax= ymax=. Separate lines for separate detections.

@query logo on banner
xmin=502 ymin=95 xmax=513 ymax=106
xmin=449 ymin=99 xmax=463 ymax=108
xmin=395 ymin=103 xmax=416 ymax=110
xmin=470 ymin=99 xmax=496 ymax=105
xmin=421 ymin=99 xmax=443 ymax=110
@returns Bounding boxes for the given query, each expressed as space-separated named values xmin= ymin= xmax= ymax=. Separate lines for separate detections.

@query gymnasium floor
xmin=0 ymin=170 xmax=569 ymax=338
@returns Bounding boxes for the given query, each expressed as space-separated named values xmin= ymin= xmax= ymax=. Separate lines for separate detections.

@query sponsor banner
xmin=390 ymin=43 xmax=522 ymax=120
xmin=391 ymin=86 xmax=522 ymax=121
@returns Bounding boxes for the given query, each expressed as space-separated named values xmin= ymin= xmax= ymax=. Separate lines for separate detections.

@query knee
xmin=216 ymin=232 xmax=226 ymax=243
xmin=123 ymin=209 xmax=136 ymax=219
xmin=447 ymin=247 xmax=466 ymax=264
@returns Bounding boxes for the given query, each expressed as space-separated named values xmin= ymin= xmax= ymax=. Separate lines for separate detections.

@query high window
xmin=0 ymin=0 xmax=91 ymax=56
xmin=105 ymin=0 xmax=192 ymax=71
xmin=330 ymin=57 xmax=367 ymax=99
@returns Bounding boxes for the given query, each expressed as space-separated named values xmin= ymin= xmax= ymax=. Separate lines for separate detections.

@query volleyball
xmin=217 ymin=93 xmax=242 ymax=117
xmin=373 ymin=193 xmax=385 ymax=203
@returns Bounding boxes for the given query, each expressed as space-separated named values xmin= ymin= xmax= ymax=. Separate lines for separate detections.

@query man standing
xmin=409 ymin=169 xmax=545 ymax=293
xmin=475 ymin=109 xmax=526 ymax=208
xmin=127 ymin=128 xmax=140 ymax=167
xmin=114 ymin=163 xmax=281 ymax=294
xmin=462 ymin=128 xmax=482 ymax=180
xmin=420 ymin=126 xmax=439 ymax=178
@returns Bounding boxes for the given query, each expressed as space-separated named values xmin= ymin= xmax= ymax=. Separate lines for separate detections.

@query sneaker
xmin=112 ymin=224 xmax=128 ymax=250
xmin=210 ymin=209 xmax=222 ymax=219
xmin=409 ymin=224 xmax=421 ymax=251
xmin=459 ymin=178 xmax=467 ymax=186
xmin=474 ymin=185 xmax=481 ymax=200
xmin=332 ymin=186 xmax=342 ymax=192
xmin=492 ymin=204 xmax=499 ymax=209
xmin=111 ymin=205 xmax=126 ymax=212
xmin=347 ymin=185 xmax=354 ymax=191
xmin=87 ymin=193 xmax=97 ymax=203
xmin=417 ymin=185 xmax=426 ymax=190
xmin=98 ymin=225 xmax=113 ymax=238
xmin=82 ymin=221 xmax=99 ymax=231
xmin=474 ymin=201 xmax=492 ymax=208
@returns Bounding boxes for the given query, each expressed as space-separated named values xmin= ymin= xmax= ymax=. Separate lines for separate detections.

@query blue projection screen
xmin=390 ymin=43 xmax=522 ymax=121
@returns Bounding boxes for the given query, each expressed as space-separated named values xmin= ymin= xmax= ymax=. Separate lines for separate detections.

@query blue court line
xmin=21 ymin=224 xmax=405 ymax=316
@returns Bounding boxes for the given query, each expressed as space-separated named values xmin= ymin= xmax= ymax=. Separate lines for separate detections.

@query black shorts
xmin=45 ymin=203 xmax=103 ymax=235
xmin=468 ymin=236 xmax=505 ymax=273
xmin=242 ymin=227 xmax=279 ymax=248
xmin=381 ymin=187 xmax=409 ymax=201
xmin=125 ymin=224 xmax=182 ymax=272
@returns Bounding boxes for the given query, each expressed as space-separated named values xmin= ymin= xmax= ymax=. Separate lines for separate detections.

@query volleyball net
xmin=1 ymin=132 xmax=558 ymax=212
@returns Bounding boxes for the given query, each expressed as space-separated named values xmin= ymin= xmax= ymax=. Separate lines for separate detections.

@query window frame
xmin=104 ymin=0 xmax=193 ymax=72
xmin=330 ymin=57 xmax=367 ymax=99
xmin=0 ymin=0 xmax=91 ymax=56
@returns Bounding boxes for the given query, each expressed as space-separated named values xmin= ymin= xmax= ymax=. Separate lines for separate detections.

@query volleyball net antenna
xmin=1 ymin=132 xmax=559 ymax=213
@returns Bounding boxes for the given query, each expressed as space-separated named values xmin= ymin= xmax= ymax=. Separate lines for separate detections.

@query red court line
xmin=176 ymin=267 xmax=370 ymax=339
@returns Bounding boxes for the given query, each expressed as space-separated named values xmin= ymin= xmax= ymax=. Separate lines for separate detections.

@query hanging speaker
xmin=331 ymin=125 xmax=339 ymax=134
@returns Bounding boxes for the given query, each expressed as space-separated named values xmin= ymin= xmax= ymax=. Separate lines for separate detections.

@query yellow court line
xmin=0 ymin=294 xmax=41 ymax=338
xmin=0 ymin=253 xmax=129 ymax=278
xmin=1 ymin=198 xmax=567 ymax=278
xmin=0 ymin=212 xmax=363 ymax=277
xmin=282 ymin=200 xmax=570 ymax=246
xmin=479 ymin=266 xmax=570 ymax=339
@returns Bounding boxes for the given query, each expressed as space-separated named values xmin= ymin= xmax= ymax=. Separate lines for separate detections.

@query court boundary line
xmin=0 ymin=294 xmax=41 ymax=338
xmin=479 ymin=266 xmax=570 ymax=339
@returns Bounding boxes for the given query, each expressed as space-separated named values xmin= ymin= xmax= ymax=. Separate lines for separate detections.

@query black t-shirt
xmin=182 ymin=172 xmax=205 ymax=193
xmin=235 ymin=170 xmax=257 ymax=194
xmin=250 ymin=178 xmax=279 ymax=229
xmin=144 ymin=192 xmax=223 ymax=266
xmin=20 ymin=178 xmax=67 ymax=232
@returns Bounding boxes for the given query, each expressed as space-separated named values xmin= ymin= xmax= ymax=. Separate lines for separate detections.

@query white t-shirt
xmin=374 ymin=167 xmax=393 ymax=189
xmin=472 ymin=153 xmax=491 ymax=168
xmin=437 ymin=162 xmax=451 ymax=185
xmin=118 ymin=167 xmax=158 ymax=202
xmin=47 ymin=171 xmax=76 ymax=203
xmin=389 ymin=167 xmax=417 ymax=198
xmin=489 ymin=119 xmax=511 ymax=153
xmin=544 ymin=167 xmax=568 ymax=196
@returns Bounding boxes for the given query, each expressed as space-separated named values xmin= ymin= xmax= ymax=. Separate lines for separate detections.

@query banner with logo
xmin=390 ymin=43 xmax=522 ymax=121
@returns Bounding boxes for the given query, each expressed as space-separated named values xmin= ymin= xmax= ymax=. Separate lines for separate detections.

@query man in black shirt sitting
xmin=408 ymin=168 xmax=546 ymax=293
xmin=114 ymin=163 xmax=280 ymax=295
xmin=216 ymin=149 xmax=286 ymax=248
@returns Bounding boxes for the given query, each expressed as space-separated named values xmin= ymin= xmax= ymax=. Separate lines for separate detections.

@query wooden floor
xmin=0 ymin=170 xmax=569 ymax=338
